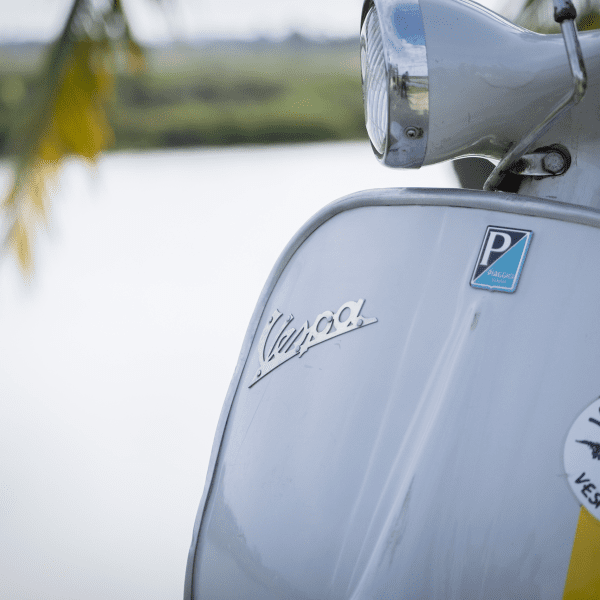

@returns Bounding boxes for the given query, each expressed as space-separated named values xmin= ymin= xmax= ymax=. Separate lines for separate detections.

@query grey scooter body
xmin=184 ymin=188 xmax=600 ymax=599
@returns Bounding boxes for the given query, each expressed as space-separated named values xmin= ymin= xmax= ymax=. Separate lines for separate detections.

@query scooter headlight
xmin=360 ymin=0 xmax=429 ymax=168
xmin=360 ymin=0 xmax=591 ymax=173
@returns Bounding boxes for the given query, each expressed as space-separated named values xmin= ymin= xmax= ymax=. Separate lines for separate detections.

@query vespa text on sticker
xmin=470 ymin=226 xmax=532 ymax=293
xmin=564 ymin=397 xmax=600 ymax=519
xmin=249 ymin=299 xmax=377 ymax=387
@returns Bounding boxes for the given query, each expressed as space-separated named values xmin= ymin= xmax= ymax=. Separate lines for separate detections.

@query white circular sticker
xmin=565 ymin=397 xmax=600 ymax=520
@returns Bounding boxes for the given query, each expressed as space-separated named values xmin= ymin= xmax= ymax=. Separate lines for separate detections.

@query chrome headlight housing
xmin=360 ymin=0 xmax=429 ymax=168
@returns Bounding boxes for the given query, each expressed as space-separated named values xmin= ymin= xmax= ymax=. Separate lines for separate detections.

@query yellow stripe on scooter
xmin=563 ymin=506 xmax=600 ymax=598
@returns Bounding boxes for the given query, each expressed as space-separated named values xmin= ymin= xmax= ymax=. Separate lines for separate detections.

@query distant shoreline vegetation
xmin=0 ymin=33 xmax=367 ymax=156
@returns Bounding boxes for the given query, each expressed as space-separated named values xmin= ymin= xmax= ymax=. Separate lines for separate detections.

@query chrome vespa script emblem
xmin=249 ymin=299 xmax=377 ymax=387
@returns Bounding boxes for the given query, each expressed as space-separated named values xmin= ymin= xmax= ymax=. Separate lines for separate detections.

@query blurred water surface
xmin=0 ymin=141 xmax=458 ymax=600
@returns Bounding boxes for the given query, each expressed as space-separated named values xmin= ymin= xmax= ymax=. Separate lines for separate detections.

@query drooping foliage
xmin=2 ymin=0 xmax=145 ymax=273
xmin=514 ymin=0 xmax=600 ymax=32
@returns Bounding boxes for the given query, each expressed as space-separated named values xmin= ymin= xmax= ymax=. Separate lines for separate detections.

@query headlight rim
xmin=360 ymin=0 xmax=430 ymax=169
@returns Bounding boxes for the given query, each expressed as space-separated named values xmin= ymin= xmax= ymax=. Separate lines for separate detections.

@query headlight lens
xmin=361 ymin=6 xmax=388 ymax=156
xmin=359 ymin=0 xmax=429 ymax=168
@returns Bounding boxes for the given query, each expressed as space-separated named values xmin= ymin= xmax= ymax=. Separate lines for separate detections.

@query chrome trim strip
xmin=184 ymin=188 xmax=600 ymax=598
xmin=361 ymin=0 xmax=429 ymax=168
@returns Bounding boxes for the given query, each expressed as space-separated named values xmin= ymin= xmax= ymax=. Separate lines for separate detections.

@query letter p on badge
xmin=471 ymin=226 xmax=533 ymax=293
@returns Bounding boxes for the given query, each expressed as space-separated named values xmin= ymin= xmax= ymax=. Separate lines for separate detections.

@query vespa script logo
xmin=249 ymin=299 xmax=377 ymax=387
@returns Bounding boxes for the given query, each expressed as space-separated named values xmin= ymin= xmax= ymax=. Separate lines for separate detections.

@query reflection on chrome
xmin=360 ymin=0 xmax=429 ymax=167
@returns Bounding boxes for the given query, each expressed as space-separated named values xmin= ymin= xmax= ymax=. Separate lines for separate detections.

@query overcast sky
xmin=1 ymin=0 xmax=510 ymax=43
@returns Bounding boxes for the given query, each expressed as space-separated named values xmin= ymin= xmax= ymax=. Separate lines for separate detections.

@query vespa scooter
xmin=185 ymin=0 xmax=600 ymax=597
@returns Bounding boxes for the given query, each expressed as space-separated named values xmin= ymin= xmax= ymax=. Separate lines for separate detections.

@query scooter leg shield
xmin=185 ymin=188 xmax=600 ymax=599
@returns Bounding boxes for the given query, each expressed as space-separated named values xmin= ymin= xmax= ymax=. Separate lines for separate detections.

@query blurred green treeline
xmin=0 ymin=34 xmax=366 ymax=157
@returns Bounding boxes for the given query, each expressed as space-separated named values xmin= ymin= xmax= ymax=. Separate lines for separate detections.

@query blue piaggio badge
xmin=470 ymin=226 xmax=533 ymax=293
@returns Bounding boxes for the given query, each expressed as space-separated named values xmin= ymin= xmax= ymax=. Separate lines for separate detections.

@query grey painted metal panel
xmin=185 ymin=188 xmax=600 ymax=599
